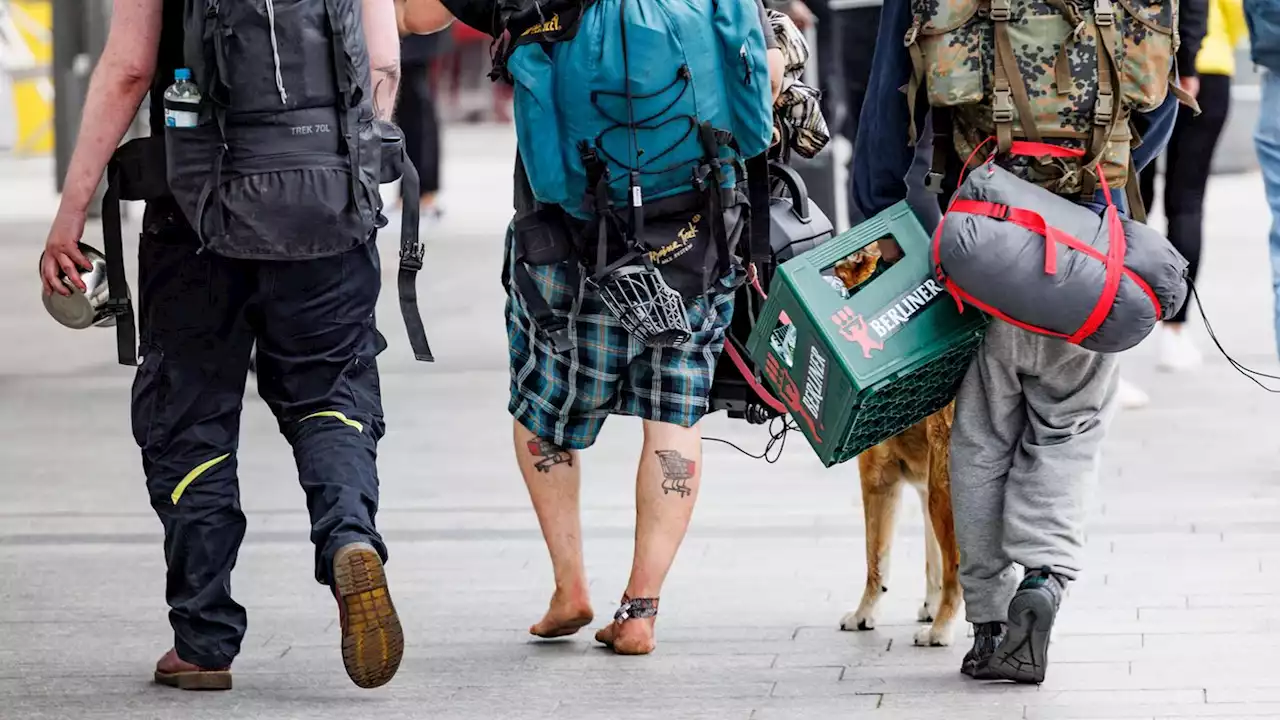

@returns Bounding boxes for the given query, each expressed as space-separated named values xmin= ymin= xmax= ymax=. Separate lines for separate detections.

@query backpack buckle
xmin=1094 ymin=0 xmax=1115 ymax=25
xmin=903 ymin=18 xmax=921 ymax=46
xmin=924 ymin=171 xmax=945 ymax=194
xmin=992 ymin=88 xmax=1015 ymax=124
xmin=990 ymin=0 xmax=1012 ymax=21
xmin=546 ymin=326 xmax=574 ymax=353
xmin=400 ymin=241 xmax=425 ymax=272
xmin=1094 ymin=90 xmax=1115 ymax=125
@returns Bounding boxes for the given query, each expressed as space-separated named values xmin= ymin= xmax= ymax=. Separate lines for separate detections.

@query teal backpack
xmin=493 ymin=0 xmax=775 ymax=350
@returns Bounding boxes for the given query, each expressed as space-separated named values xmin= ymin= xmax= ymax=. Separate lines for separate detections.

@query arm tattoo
xmin=527 ymin=438 xmax=573 ymax=473
xmin=654 ymin=450 xmax=695 ymax=498
xmin=372 ymin=63 xmax=401 ymax=121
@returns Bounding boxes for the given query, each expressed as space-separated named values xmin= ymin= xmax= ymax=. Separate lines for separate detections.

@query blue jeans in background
xmin=1255 ymin=69 xmax=1280 ymax=359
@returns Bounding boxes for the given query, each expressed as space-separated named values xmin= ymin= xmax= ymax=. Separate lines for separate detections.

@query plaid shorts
xmin=505 ymin=236 xmax=735 ymax=450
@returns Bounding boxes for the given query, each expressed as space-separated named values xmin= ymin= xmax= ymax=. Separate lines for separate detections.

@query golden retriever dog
xmin=828 ymin=246 xmax=962 ymax=647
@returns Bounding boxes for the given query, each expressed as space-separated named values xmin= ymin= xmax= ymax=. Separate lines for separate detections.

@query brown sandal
xmin=153 ymin=649 xmax=232 ymax=691
xmin=154 ymin=668 xmax=233 ymax=691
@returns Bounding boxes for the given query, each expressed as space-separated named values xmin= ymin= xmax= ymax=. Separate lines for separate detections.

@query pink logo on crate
xmin=764 ymin=354 xmax=824 ymax=444
xmin=831 ymin=307 xmax=884 ymax=359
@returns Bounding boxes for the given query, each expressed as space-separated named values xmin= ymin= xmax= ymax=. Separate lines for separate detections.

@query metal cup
xmin=41 ymin=243 xmax=119 ymax=329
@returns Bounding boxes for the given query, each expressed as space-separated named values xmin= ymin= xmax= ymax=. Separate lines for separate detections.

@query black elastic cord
xmin=704 ymin=416 xmax=796 ymax=464
xmin=1188 ymin=278 xmax=1280 ymax=392
xmin=595 ymin=115 xmax=698 ymax=177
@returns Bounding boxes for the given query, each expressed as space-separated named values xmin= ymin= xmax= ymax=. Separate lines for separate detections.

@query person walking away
xmin=851 ymin=0 xmax=1185 ymax=684
xmin=1113 ymin=0 xmax=1207 ymax=404
xmin=1246 ymin=0 xmax=1280 ymax=360
xmin=39 ymin=0 xmax=407 ymax=690
xmin=396 ymin=30 xmax=451 ymax=220
xmin=1140 ymin=0 xmax=1245 ymax=372
xmin=398 ymin=0 xmax=784 ymax=655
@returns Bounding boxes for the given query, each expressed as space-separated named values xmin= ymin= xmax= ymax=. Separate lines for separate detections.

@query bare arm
xmin=363 ymin=0 xmax=402 ymax=121
xmin=60 ymin=0 xmax=162 ymax=224
xmin=396 ymin=0 xmax=457 ymax=35
xmin=40 ymin=0 xmax=163 ymax=296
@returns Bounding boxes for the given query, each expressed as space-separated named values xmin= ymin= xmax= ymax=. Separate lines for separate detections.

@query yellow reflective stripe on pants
xmin=301 ymin=410 xmax=364 ymax=433
xmin=171 ymin=453 xmax=232 ymax=505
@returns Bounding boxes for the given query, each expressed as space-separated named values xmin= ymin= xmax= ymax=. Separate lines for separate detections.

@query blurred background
xmin=4 ymin=2 xmax=1280 ymax=719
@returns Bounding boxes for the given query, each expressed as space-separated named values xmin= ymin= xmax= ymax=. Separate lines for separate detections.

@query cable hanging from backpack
xmin=1188 ymin=278 xmax=1280 ymax=393
xmin=704 ymin=416 xmax=797 ymax=464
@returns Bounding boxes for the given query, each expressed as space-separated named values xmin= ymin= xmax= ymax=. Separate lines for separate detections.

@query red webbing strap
xmin=932 ymin=220 xmax=967 ymax=314
xmin=1068 ymin=204 xmax=1126 ymax=344
xmin=1008 ymin=141 xmax=1085 ymax=159
xmin=945 ymin=276 xmax=1072 ymax=339
xmin=723 ymin=341 xmax=787 ymax=415
xmin=933 ymin=137 xmax=1160 ymax=343
xmin=949 ymin=199 xmax=1104 ymax=275
xmin=940 ymin=198 xmax=1130 ymax=344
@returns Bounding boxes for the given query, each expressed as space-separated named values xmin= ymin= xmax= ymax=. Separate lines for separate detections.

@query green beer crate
xmin=745 ymin=201 xmax=988 ymax=467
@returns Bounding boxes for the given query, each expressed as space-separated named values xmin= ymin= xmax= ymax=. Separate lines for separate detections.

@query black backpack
xmin=101 ymin=0 xmax=433 ymax=365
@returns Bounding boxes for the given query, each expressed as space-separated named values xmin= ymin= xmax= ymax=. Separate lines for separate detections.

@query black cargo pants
xmin=132 ymin=203 xmax=388 ymax=670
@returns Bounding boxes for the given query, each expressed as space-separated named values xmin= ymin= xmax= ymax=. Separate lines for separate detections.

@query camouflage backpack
xmin=905 ymin=0 xmax=1197 ymax=212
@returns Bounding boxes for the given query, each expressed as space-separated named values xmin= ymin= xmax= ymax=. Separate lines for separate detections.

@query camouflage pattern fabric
xmin=906 ymin=0 xmax=1190 ymax=196
xmin=767 ymin=10 xmax=830 ymax=160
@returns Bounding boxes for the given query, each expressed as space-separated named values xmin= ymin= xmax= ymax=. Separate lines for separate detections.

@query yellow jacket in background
xmin=1197 ymin=0 xmax=1249 ymax=76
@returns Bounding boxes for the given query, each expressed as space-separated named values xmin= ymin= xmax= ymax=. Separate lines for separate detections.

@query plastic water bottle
xmin=163 ymin=68 xmax=200 ymax=128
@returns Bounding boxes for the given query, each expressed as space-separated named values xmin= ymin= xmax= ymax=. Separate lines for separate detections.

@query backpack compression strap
xmin=745 ymin=152 xmax=772 ymax=287
xmin=396 ymin=155 xmax=435 ymax=362
xmin=101 ymin=137 xmax=171 ymax=367
xmin=102 ymin=167 xmax=138 ymax=367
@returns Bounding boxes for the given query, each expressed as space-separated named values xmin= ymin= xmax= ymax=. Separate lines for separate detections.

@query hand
xmin=785 ymin=0 xmax=815 ymax=30
xmin=40 ymin=209 xmax=91 ymax=297
xmin=767 ymin=47 xmax=786 ymax=104
xmin=399 ymin=0 xmax=456 ymax=34
xmin=1179 ymin=74 xmax=1200 ymax=100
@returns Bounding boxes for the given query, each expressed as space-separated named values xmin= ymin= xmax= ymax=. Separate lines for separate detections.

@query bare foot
xmin=530 ymin=588 xmax=593 ymax=639
xmin=595 ymin=617 xmax=657 ymax=655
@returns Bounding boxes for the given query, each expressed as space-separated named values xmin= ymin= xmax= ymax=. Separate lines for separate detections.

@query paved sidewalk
xmin=3 ymin=126 xmax=1280 ymax=720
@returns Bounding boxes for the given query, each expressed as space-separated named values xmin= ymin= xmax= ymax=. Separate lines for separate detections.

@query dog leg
xmin=916 ymin=482 xmax=943 ymax=624
xmin=914 ymin=432 xmax=962 ymax=648
xmin=842 ymin=456 xmax=902 ymax=632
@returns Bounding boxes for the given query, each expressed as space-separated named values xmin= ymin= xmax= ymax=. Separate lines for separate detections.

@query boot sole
xmin=334 ymin=544 xmax=404 ymax=689
xmin=988 ymin=589 xmax=1055 ymax=684
xmin=153 ymin=669 xmax=233 ymax=691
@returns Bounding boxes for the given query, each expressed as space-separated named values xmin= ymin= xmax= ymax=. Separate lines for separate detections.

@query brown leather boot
xmin=333 ymin=542 xmax=404 ymax=689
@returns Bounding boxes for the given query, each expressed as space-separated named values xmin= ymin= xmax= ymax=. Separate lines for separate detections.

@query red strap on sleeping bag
xmin=931 ymin=141 xmax=1158 ymax=346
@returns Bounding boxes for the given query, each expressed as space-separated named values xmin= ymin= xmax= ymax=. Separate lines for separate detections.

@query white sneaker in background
xmin=1117 ymin=377 xmax=1150 ymax=410
xmin=1158 ymin=324 xmax=1203 ymax=372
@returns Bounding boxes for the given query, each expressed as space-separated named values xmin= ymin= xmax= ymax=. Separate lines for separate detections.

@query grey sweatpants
xmin=950 ymin=321 xmax=1119 ymax=624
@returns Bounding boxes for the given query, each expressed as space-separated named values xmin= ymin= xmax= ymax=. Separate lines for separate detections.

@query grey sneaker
xmin=960 ymin=621 xmax=1005 ymax=679
xmin=987 ymin=568 xmax=1065 ymax=684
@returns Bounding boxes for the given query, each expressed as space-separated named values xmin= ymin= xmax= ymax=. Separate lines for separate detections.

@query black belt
xmin=395 ymin=154 xmax=434 ymax=362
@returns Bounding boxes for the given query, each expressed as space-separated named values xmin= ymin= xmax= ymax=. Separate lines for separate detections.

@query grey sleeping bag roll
xmin=935 ymin=164 xmax=1189 ymax=353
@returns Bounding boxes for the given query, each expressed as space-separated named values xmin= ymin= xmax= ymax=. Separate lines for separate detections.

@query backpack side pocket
xmin=509 ymin=46 xmax=571 ymax=210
